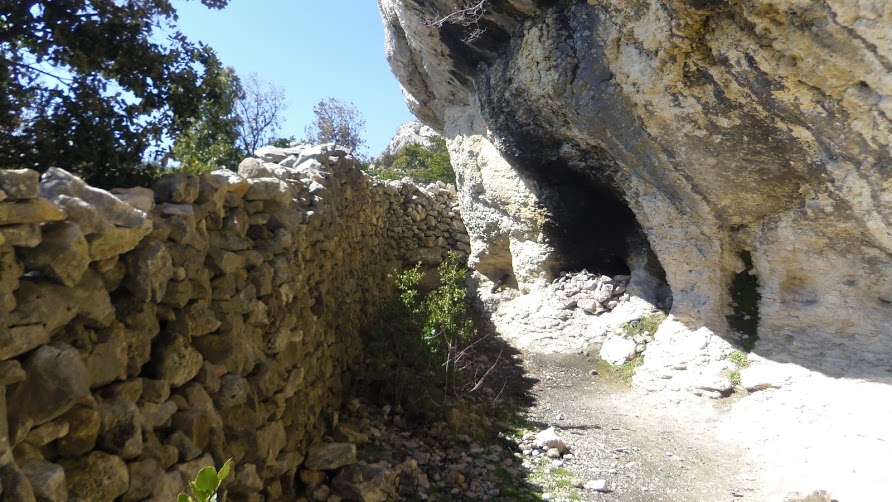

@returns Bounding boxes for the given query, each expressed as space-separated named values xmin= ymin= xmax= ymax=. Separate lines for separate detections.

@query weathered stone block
xmin=149 ymin=336 xmax=203 ymax=388
xmin=305 ymin=443 xmax=357 ymax=470
xmin=61 ymin=451 xmax=128 ymax=501
xmin=20 ymin=460 xmax=66 ymax=502
xmin=8 ymin=344 xmax=90 ymax=446
xmin=0 ymin=224 xmax=41 ymax=247
xmin=98 ymin=398 xmax=143 ymax=459
xmin=20 ymin=221 xmax=89 ymax=287
xmin=153 ymin=173 xmax=199 ymax=204
xmin=0 ymin=169 xmax=39 ymax=200
xmin=56 ymin=406 xmax=101 ymax=457
xmin=124 ymin=240 xmax=173 ymax=303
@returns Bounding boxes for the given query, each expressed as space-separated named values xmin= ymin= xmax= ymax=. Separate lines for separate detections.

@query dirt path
xmin=511 ymin=350 xmax=766 ymax=501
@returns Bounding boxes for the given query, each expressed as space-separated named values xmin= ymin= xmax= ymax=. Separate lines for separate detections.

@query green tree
xmin=0 ymin=0 xmax=230 ymax=187
xmin=170 ymin=53 xmax=243 ymax=173
xmin=304 ymin=98 xmax=366 ymax=154
xmin=371 ymin=136 xmax=455 ymax=185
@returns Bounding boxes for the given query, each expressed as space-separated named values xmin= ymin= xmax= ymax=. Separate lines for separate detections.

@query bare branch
xmin=424 ymin=1 xmax=488 ymax=44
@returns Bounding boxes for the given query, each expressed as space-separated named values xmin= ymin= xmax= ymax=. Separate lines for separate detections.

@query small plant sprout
xmin=178 ymin=459 xmax=232 ymax=502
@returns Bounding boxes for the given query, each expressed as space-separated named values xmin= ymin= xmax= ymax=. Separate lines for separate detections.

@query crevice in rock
xmin=727 ymin=250 xmax=760 ymax=350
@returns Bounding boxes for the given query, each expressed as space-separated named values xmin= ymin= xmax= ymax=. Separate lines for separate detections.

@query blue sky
xmin=172 ymin=0 xmax=416 ymax=156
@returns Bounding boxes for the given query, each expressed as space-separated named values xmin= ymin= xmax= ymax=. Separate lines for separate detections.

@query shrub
xmin=362 ymin=252 xmax=475 ymax=417
xmin=370 ymin=137 xmax=455 ymax=185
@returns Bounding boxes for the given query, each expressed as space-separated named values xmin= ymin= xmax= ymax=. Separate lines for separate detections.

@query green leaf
xmin=177 ymin=494 xmax=193 ymax=502
xmin=194 ymin=466 xmax=221 ymax=492
xmin=218 ymin=459 xmax=233 ymax=482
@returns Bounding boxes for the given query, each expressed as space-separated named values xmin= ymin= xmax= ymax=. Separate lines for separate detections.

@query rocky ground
xmin=296 ymin=322 xmax=782 ymax=501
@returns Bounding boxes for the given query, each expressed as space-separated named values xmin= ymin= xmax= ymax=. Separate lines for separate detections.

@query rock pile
xmin=291 ymin=398 xmax=518 ymax=501
xmin=0 ymin=144 xmax=469 ymax=500
xmin=551 ymin=271 xmax=631 ymax=315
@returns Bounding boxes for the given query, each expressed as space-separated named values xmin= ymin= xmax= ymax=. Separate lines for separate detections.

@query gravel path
xmin=513 ymin=350 xmax=766 ymax=501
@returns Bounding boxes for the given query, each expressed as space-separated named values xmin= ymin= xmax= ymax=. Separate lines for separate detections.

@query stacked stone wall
xmin=0 ymin=143 xmax=467 ymax=500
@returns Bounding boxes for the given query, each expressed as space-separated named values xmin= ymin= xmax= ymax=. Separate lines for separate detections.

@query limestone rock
xmin=40 ymin=168 xmax=149 ymax=229
xmin=599 ymin=336 xmax=637 ymax=366
xmin=8 ymin=344 xmax=90 ymax=445
xmin=153 ymin=173 xmax=199 ymax=204
xmin=0 ymin=224 xmax=41 ymax=247
xmin=110 ymin=187 xmax=155 ymax=212
xmin=56 ymin=406 xmax=101 ymax=457
xmin=0 ymin=169 xmax=40 ymax=200
xmin=381 ymin=120 xmax=441 ymax=157
xmin=20 ymin=460 xmax=66 ymax=502
xmin=150 ymin=336 xmax=203 ymax=388
xmin=305 ymin=443 xmax=357 ymax=470
xmin=21 ymin=221 xmax=89 ymax=287
xmin=124 ymin=240 xmax=173 ymax=303
xmin=331 ymin=463 xmax=397 ymax=502
xmin=0 ymin=198 xmax=66 ymax=225
xmin=97 ymin=398 xmax=142 ymax=459
xmin=61 ymin=451 xmax=128 ymax=502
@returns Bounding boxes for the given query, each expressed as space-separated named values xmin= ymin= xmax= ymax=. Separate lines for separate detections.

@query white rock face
xmin=382 ymin=121 xmax=441 ymax=157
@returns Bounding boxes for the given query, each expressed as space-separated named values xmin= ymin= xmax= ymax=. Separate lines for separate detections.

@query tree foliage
xmin=303 ymin=98 xmax=366 ymax=154
xmin=170 ymin=54 xmax=243 ymax=173
xmin=0 ymin=0 xmax=230 ymax=187
xmin=371 ymin=136 xmax=455 ymax=185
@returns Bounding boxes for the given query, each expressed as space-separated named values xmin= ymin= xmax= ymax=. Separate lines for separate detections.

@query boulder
xmin=599 ymin=336 xmax=637 ymax=366
xmin=149 ymin=336 xmax=203 ymax=388
xmin=0 ymin=224 xmax=41 ymax=247
xmin=40 ymin=168 xmax=148 ymax=229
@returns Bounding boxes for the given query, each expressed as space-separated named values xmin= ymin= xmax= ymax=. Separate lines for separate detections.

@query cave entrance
xmin=537 ymin=160 xmax=672 ymax=309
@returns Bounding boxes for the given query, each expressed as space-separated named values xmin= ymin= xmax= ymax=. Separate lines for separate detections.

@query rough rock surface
xmin=381 ymin=120 xmax=442 ymax=157
xmin=0 ymin=145 xmax=468 ymax=499
xmin=380 ymin=0 xmax=891 ymax=499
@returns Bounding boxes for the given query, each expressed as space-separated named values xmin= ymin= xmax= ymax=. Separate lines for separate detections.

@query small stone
xmin=585 ymin=479 xmax=608 ymax=492
xmin=599 ymin=336 xmax=637 ymax=366
xmin=305 ymin=443 xmax=357 ymax=470
xmin=534 ymin=427 xmax=568 ymax=454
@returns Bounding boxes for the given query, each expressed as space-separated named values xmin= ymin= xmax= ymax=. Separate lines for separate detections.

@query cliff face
xmin=379 ymin=0 xmax=892 ymax=386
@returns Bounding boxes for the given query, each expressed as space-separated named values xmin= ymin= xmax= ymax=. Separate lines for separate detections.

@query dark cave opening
xmin=539 ymin=161 xmax=638 ymax=276
xmin=529 ymin=156 xmax=673 ymax=309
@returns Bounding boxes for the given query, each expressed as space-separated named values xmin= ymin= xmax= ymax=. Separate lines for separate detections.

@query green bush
xmin=362 ymin=252 xmax=475 ymax=417
xmin=369 ymin=137 xmax=455 ymax=185
xmin=178 ymin=459 xmax=232 ymax=502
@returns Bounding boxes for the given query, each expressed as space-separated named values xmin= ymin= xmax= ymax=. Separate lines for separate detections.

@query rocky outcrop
xmin=0 ymin=144 xmax=467 ymax=499
xmin=379 ymin=0 xmax=891 ymax=381
xmin=379 ymin=1 xmax=891 ymax=498
xmin=381 ymin=120 xmax=442 ymax=157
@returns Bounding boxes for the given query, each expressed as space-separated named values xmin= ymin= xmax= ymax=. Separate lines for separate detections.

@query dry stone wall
xmin=0 ymin=143 xmax=467 ymax=501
